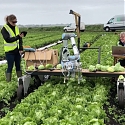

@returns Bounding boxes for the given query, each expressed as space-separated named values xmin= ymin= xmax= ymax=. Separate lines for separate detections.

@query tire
xmin=105 ymin=27 xmax=110 ymax=32
xmin=64 ymin=29 xmax=67 ymax=32
xmin=17 ymin=84 xmax=24 ymax=101
xmin=118 ymin=89 xmax=124 ymax=109
xmin=80 ymin=30 xmax=84 ymax=32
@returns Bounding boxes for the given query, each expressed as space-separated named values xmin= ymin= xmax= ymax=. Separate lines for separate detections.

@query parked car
xmin=63 ymin=22 xmax=85 ymax=32
xmin=104 ymin=14 xmax=125 ymax=32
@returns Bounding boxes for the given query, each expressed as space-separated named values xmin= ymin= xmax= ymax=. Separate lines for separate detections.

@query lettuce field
xmin=0 ymin=26 xmax=125 ymax=125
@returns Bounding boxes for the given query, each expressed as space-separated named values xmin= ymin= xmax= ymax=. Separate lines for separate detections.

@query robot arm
xmin=62 ymin=33 xmax=80 ymax=61
xmin=61 ymin=33 xmax=82 ymax=84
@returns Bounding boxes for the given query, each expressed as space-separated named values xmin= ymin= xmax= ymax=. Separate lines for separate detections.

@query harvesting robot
xmin=60 ymin=33 xmax=82 ymax=84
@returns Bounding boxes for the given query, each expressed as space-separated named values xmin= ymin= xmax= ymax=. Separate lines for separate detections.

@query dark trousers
xmin=5 ymin=52 xmax=21 ymax=73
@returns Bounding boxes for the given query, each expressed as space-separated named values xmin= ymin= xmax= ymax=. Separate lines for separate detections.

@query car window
xmin=108 ymin=18 xmax=114 ymax=23
xmin=117 ymin=16 xmax=125 ymax=21
xmin=117 ymin=17 xmax=121 ymax=21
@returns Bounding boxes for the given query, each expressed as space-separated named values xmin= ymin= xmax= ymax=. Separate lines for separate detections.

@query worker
xmin=117 ymin=32 xmax=125 ymax=66
xmin=1 ymin=14 xmax=24 ymax=82
xmin=117 ymin=32 xmax=125 ymax=46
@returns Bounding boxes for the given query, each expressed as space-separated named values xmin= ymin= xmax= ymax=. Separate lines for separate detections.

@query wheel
xmin=17 ymin=83 xmax=24 ymax=101
xmin=118 ymin=89 xmax=124 ymax=109
xmin=105 ymin=27 xmax=110 ymax=32
xmin=80 ymin=30 xmax=84 ymax=32
xmin=64 ymin=29 xmax=67 ymax=32
xmin=17 ymin=84 xmax=23 ymax=100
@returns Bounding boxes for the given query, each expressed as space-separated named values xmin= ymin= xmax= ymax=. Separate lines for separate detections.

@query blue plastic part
xmin=23 ymin=48 xmax=36 ymax=52
xmin=62 ymin=33 xmax=76 ymax=40
xmin=68 ymin=55 xmax=76 ymax=60
xmin=68 ymin=55 xmax=80 ymax=61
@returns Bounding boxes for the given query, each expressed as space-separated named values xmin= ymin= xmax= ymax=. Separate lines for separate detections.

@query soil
xmin=0 ymin=93 xmax=17 ymax=118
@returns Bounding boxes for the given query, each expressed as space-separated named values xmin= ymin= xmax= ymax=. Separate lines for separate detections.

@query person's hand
xmin=19 ymin=51 xmax=23 ymax=55
xmin=19 ymin=33 xmax=24 ymax=38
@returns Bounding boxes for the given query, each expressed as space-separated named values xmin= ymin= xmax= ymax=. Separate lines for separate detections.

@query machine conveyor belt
xmin=26 ymin=69 xmax=125 ymax=77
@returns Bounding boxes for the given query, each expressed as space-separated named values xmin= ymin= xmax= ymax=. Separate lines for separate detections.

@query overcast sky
xmin=0 ymin=0 xmax=124 ymax=25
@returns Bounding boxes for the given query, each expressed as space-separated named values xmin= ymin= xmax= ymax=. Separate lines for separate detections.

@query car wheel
xmin=105 ymin=27 xmax=110 ymax=32
xmin=80 ymin=30 xmax=84 ymax=32
xmin=64 ymin=29 xmax=67 ymax=32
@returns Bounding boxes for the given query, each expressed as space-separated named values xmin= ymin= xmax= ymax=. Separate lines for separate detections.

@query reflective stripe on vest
xmin=3 ymin=24 xmax=19 ymax=52
xmin=4 ymin=43 xmax=18 ymax=46
xmin=4 ymin=25 xmax=13 ymax=37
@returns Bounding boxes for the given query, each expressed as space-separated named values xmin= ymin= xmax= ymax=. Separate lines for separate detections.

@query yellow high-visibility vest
xmin=3 ymin=24 xmax=19 ymax=52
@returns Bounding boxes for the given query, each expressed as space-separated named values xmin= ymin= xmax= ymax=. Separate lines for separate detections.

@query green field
xmin=0 ymin=26 xmax=125 ymax=125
